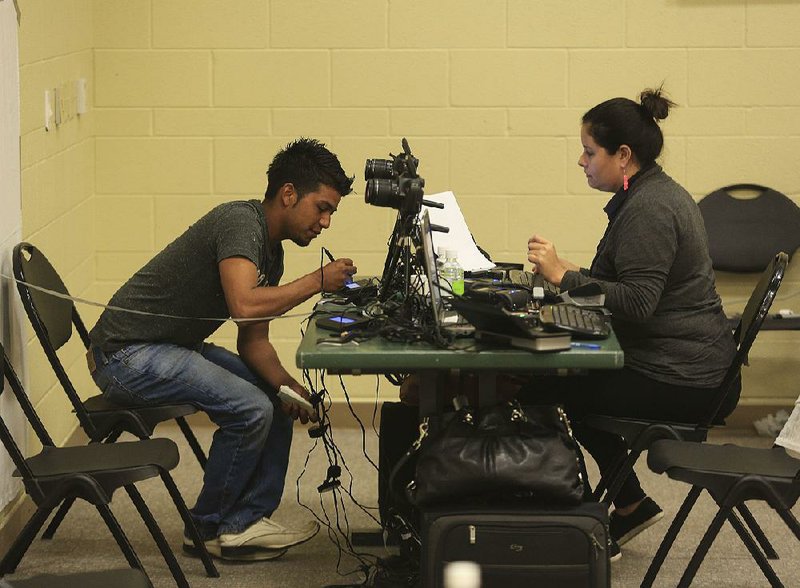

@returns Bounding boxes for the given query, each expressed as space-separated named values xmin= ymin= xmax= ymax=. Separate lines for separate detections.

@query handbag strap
xmin=390 ymin=418 xmax=429 ymax=502
xmin=384 ymin=419 xmax=430 ymax=542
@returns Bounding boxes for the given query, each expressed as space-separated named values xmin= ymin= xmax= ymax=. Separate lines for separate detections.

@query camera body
xmin=365 ymin=139 xmax=445 ymax=302
xmin=364 ymin=138 xmax=426 ymax=216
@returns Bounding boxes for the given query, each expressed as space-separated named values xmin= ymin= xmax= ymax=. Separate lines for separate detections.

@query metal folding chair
xmin=0 ymin=343 xmax=215 ymax=586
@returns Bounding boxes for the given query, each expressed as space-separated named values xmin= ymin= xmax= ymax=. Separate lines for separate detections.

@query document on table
xmin=420 ymin=190 xmax=495 ymax=273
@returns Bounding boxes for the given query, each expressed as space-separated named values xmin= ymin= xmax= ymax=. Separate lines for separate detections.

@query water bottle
xmin=440 ymin=249 xmax=465 ymax=296
xmin=436 ymin=246 xmax=447 ymax=274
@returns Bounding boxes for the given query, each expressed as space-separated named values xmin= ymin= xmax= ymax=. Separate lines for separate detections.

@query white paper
xmin=421 ymin=191 xmax=495 ymax=272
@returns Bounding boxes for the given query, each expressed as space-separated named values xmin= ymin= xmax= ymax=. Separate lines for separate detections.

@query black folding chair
xmin=584 ymin=253 xmax=789 ymax=553
xmin=699 ymin=184 xmax=800 ymax=334
xmin=698 ymin=184 xmax=800 ymax=273
xmin=0 ymin=343 xmax=213 ymax=587
xmin=4 ymin=568 xmax=151 ymax=588
xmin=644 ymin=442 xmax=800 ymax=587
xmin=12 ymin=243 xmax=212 ymax=556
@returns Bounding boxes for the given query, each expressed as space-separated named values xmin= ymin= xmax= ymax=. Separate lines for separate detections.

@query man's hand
xmin=321 ymin=258 xmax=357 ymax=292
xmin=279 ymin=381 xmax=318 ymax=424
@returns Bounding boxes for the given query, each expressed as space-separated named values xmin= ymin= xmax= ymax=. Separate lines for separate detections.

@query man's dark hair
xmin=265 ymin=138 xmax=354 ymax=201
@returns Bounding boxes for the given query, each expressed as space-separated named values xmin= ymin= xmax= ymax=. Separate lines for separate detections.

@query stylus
xmin=570 ymin=342 xmax=601 ymax=350
xmin=323 ymin=247 xmax=354 ymax=284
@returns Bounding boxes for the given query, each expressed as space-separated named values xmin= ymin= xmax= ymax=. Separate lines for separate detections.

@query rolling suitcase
xmin=421 ymin=502 xmax=609 ymax=588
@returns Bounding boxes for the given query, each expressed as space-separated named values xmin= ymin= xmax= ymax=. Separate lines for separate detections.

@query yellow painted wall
xmin=15 ymin=0 xmax=800 ymax=442
xmin=17 ymin=0 xmax=95 ymax=450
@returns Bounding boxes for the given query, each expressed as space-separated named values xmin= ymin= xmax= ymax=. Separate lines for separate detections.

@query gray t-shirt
xmin=561 ymin=165 xmax=735 ymax=388
xmin=90 ymin=200 xmax=284 ymax=353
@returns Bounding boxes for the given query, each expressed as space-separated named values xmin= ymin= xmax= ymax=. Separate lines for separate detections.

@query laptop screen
xmin=420 ymin=210 xmax=444 ymax=323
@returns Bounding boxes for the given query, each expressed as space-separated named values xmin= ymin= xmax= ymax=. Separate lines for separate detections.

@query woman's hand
xmin=527 ymin=235 xmax=578 ymax=286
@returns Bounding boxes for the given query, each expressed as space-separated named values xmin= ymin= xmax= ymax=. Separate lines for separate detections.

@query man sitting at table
xmin=87 ymin=138 xmax=357 ymax=561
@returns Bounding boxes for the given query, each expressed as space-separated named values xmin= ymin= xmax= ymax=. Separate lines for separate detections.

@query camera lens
xmin=364 ymin=159 xmax=394 ymax=180
xmin=365 ymin=179 xmax=402 ymax=209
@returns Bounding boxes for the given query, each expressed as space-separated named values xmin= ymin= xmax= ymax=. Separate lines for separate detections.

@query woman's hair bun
xmin=639 ymin=86 xmax=675 ymax=121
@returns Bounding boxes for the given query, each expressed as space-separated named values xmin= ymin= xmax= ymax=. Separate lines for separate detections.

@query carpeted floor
xmin=2 ymin=418 xmax=798 ymax=588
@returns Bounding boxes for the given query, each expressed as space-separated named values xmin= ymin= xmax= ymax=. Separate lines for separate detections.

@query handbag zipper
xmin=589 ymin=530 xmax=604 ymax=560
xmin=556 ymin=406 xmax=574 ymax=437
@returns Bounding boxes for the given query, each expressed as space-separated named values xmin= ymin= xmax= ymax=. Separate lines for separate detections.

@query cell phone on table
xmin=315 ymin=313 xmax=371 ymax=333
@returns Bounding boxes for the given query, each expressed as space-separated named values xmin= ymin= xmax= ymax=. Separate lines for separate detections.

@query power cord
xmin=293 ymin=367 xmax=391 ymax=584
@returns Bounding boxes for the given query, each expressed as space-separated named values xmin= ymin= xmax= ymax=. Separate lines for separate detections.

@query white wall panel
xmin=0 ymin=0 xmax=25 ymax=511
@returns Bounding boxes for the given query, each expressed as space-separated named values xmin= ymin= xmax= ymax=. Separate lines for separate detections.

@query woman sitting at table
xmin=522 ymin=87 xmax=738 ymax=559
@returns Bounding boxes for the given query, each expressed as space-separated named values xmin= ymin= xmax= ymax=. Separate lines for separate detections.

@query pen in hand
xmin=322 ymin=247 xmax=354 ymax=284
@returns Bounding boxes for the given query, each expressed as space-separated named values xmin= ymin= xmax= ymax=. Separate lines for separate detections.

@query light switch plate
xmin=76 ymin=78 xmax=87 ymax=115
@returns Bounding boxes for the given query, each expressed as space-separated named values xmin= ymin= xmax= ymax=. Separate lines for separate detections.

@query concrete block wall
xmin=17 ymin=0 xmax=95 ymax=451
xmin=89 ymin=0 xmax=800 ymax=410
xmin=15 ymin=1 xmax=800 ymax=427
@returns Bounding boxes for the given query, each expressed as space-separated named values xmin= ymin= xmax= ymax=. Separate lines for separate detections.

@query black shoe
xmin=610 ymin=496 xmax=664 ymax=546
xmin=608 ymin=537 xmax=622 ymax=563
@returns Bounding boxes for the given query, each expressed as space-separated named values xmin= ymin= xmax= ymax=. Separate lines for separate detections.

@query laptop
xmin=450 ymin=297 xmax=572 ymax=352
xmin=419 ymin=211 xmax=474 ymax=336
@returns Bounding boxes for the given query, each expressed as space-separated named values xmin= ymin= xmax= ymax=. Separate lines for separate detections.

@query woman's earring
xmin=623 ymin=169 xmax=629 ymax=191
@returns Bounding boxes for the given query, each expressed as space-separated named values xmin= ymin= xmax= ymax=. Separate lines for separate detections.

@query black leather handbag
xmin=409 ymin=402 xmax=584 ymax=507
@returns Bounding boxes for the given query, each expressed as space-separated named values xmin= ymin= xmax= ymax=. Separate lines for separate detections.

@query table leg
xmin=477 ymin=370 xmax=498 ymax=407
xmin=418 ymin=369 xmax=444 ymax=418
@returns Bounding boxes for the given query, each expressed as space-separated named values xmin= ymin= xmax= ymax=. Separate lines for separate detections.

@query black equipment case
xmin=378 ymin=401 xmax=420 ymax=530
xmin=421 ymin=502 xmax=609 ymax=588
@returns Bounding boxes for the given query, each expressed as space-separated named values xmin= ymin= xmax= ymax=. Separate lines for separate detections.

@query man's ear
xmin=280 ymin=183 xmax=297 ymax=207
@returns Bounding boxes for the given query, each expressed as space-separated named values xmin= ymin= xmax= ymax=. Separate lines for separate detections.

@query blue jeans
xmin=91 ymin=342 xmax=293 ymax=540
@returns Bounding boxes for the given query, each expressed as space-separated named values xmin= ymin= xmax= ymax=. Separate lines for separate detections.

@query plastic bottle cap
xmin=443 ymin=561 xmax=481 ymax=588
xmin=446 ymin=248 xmax=458 ymax=261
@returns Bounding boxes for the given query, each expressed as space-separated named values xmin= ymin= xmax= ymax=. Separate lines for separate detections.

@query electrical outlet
xmin=63 ymin=82 xmax=76 ymax=122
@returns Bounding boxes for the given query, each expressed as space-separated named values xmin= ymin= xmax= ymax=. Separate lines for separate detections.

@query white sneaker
xmin=183 ymin=533 xmax=287 ymax=562
xmin=218 ymin=518 xmax=319 ymax=560
xmin=182 ymin=534 xmax=221 ymax=558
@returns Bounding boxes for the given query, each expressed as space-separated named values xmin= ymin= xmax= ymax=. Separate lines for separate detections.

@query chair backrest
xmin=702 ymin=252 xmax=789 ymax=427
xmin=698 ymin=184 xmax=800 ymax=272
xmin=13 ymin=243 xmax=91 ymax=350
xmin=13 ymin=242 xmax=95 ymax=433
xmin=0 ymin=341 xmax=56 ymax=481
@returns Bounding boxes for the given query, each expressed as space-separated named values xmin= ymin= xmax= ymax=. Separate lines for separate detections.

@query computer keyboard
xmin=539 ymin=304 xmax=610 ymax=339
xmin=507 ymin=270 xmax=560 ymax=301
